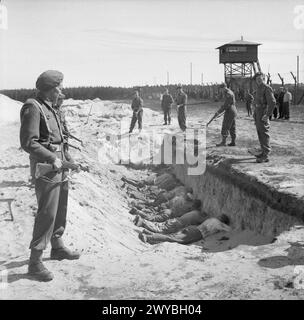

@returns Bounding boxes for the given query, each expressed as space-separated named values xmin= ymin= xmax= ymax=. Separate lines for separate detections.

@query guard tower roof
xmin=216 ymin=40 xmax=261 ymax=49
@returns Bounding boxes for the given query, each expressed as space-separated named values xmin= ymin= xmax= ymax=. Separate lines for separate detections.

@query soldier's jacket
xmin=161 ymin=94 xmax=174 ymax=109
xmin=131 ymin=97 xmax=143 ymax=112
xmin=175 ymin=92 xmax=187 ymax=106
xmin=216 ymin=89 xmax=237 ymax=115
xmin=245 ymin=93 xmax=254 ymax=104
xmin=20 ymin=94 xmax=67 ymax=163
xmin=55 ymin=107 xmax=69 ymax=135
xmin=255 ymin=83 xmax=276 ymax=117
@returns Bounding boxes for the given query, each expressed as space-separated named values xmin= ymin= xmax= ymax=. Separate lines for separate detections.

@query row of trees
xmin=1 ymin=83 xmax=303 ymax=104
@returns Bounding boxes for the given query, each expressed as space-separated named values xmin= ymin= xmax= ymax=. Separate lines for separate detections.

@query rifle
xmin=206 ymin=111 xmax=225 ymax=127
xmin=63 ymin=129 xmax=84 ymax=147
xmin=35 ymin=160 xmax=89 ymax=179
xmin=64 ymin=141 xmax=81 ymax=151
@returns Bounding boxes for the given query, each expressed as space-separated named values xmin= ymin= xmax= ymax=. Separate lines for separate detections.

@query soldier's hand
xmin=53 ymin=158 xmax=62 ymax=170
xmin=261 ymin=114 xmax=268 ymax=123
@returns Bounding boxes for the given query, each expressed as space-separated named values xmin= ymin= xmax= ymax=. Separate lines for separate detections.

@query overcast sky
xmin=0 ymin=0 xmax=303 ymax=89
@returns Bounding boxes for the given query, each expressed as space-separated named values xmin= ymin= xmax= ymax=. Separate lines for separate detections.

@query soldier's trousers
xmin=282 ymin=102 xmax=290 ymax=119
xmin=246 ymin=102 xmax=252 ymax=116
xmin=273 ymin=106 xmax=278 ymax=119
xmin=221 ymin=109 xmax=237 ymax=141
xmin=254 ymin=107 xmax=271 ymax=156
xmin=278 ymin=103 xmax=283 ymax=118
xmin=137 ymin=209 xmax=172 ymax=222
xmin=177 ymin=105 xmax=187 ymax=131
xmin=30 ymin=151 xmax=68 ymax=251
xmin=144 ymin=226 xmax=203 ymax=245
xmin=129 ymin=110 xmax=143 ymax=133
xmin=141 ymin=218 xmax=184 ymax=234
xmin=163 ymin=107 xmax=172 ymax=124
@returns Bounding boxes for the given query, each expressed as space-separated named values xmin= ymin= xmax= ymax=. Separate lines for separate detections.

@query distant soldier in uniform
xmin=161 ymin=88 xmax=173 ymax=125
xmin=277 ymin=87 xmax=284 ymax=119
xmin=20 ymin=70 xmax=80 ymax=282
xmin=212 ymin=83 xmax=237 ymax=147
xmin=253 ymin=72 xmax=276 ymax=163
xmin=129 ymin=90 xmax=143 ymax=133
xmin=282 ymin=87 xmax=292 ymax=120
xmin=175 ymin=84 xmax=187 ymax=132
xmin=245 ymin=89 xmax=254 ymax=117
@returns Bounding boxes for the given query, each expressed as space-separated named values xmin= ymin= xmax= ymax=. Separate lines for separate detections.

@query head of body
xmin=253 ymin=72 xmax=265 ymax=87
xmin=219 ymin=82 xmax=229 ymax=95
xmin=36 ymin=70 xmax=64 ymax=107
xmin=177 ymin=84 xmax=183 ymax=94
xmin=283 ymin=87 xmax=289 ymax=94
xmin=192 ymin=199 xmax=202 ymax=210
xmin=133 ymin=90 xmax=139 ymax=99
xmin=164 ymin=88 xmax=169 ymax=95
xmin=218 ymin=214 xmax=230 ymax=225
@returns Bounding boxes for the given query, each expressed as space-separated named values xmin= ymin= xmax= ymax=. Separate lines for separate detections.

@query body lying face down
xmin=138 ymin=214 xmax=231 ymax=245
xmin=134 ymin=199 xmax=203 ymax=233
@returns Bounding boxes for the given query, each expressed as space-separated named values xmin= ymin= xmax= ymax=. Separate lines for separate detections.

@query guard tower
xmin=216 ymin=37 xmax=262 ymax=92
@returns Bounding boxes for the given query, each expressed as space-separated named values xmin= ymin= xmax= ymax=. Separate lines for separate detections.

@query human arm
xmin=20 ymin=103 xmax=58 ymax=163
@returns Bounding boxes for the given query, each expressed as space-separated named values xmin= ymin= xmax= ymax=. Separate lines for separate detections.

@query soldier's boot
xmin=216 ymin=137 xmax=227 ymax=147
xmin=256 ymin=153 xmax=269 ymax=163
xmin=134 ymin=215 xmax=143 ymax=227
xmin=50 ymin=247 xmax=80 ymax=261
xmin=28 ymin=249 xmax=54 ymax=282
xmin=228 ymin=139 xmax=236 ymax=147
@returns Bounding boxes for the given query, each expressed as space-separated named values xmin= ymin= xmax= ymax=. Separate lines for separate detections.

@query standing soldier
xmin=20 ymin=70 xmax=80 ymax=282
xmin=282 ymin=87 xmax=292 ymax=120
xmin=129 ymin=90 xmax=143 ymax=133
xmin=161 ymin=88 xmax=174 ymax=125
xmin=245 ymin=89 xmax=254 ymax=117
xmin=253 ymin=72 xmax=276 ymax=163
xmin=175 ymin=84 xmax=187 ymax=132
xmin=277 ymin=87 xmax=284 ymax=119
xmin=210 ymin=83 xmax=237 ymax=146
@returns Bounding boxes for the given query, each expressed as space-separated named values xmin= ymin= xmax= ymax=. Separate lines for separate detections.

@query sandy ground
xmin=0 ymin=95 xmax=304 ymax=299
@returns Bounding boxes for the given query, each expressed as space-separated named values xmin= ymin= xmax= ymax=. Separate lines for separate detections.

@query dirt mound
xmin=0 ymin=94 xmax=22 ymax=124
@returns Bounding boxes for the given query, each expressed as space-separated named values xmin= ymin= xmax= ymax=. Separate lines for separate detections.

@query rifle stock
xmin=206 ymin=111 xmax=224 ymax=126
xmin=63 ymin=130 xmax=84 ymax=146
xmin=35 ymin=161 xmax=88 ymax=179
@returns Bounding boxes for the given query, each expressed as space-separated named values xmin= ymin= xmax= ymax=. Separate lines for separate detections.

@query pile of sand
xmin=0 ymin=94 xmax=22 ymax=124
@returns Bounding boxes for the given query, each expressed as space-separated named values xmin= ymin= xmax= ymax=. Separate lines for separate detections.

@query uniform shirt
xmin=20 ymin=94 xmax=64 ymax=163
xmin=255 ymin=83 xmax=276 ymax=117
xmin=175 ymin=91 xmax=187 ymax=107
xmin=245 ymin=93 xmax=254 ymax=104
xmin=283 ymin=91 xmax=292 ymax=103
xmin=131 ymin=97 xmax=143 ymax=112
xmin=177 ymin=209 xmax=207 ymax=227
xmin=216 ymin=88 xmax=236 ymax=114
xmin=197 ymin=218 xmax=231 ymax=238
xmin=161 ymin=93 xmax=174 ymax=108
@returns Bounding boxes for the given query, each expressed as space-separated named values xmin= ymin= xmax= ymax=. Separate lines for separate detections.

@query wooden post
xmin=290 ymin=71 xmax=297 ymax=105
xmin=278 ymin=73 xmax=284 ymax=86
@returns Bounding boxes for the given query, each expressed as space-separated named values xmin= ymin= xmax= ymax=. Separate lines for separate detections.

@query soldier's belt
xmin=49 ymin=144 xmax=63 ymax=152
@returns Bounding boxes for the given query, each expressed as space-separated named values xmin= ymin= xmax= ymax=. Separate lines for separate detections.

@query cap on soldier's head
xmin=177 ymin=84 xmax=182 ymax=89
xmin=58 ymin=93 xmax=65 ymax=100
xmin=219 ymin=82 xmax=227 ymax=89
xmin=36 ymin=70 xmax=64 ymax=92
xmin=253 ymin=72 xmax=264 ymax=81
